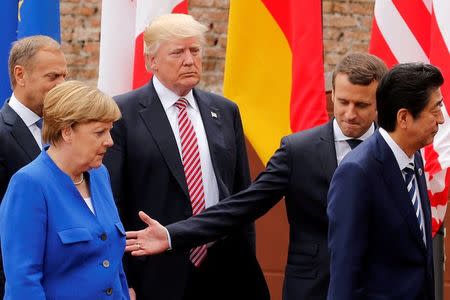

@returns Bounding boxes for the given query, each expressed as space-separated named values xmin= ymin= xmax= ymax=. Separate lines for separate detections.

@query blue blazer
xmin=327 ymin=130 xmax=434 ymax=300
xmin=0 ymin=150 xmax=129 ymax=300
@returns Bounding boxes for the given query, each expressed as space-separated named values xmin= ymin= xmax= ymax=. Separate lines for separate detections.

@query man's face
xmin=17 ymin=49 xmax=67 ymax=115
xmin=407 ymin=88 xmax=444 ymax=150
xmin=148 ymin=36 xmax=202 ymax=96
xmin=332 ymin=73 xmax=378 ymax=138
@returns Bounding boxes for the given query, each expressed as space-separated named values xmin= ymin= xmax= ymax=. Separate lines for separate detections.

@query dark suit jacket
xmin=166 ymin=120 xmax=338 ymax=300
xmin=0 ymin=100 xmax=41 ymax=297
xmin=103 ymin=81 xmax=269 ymax=300
xmin=327 ymin=130 xmax=434 ymax=300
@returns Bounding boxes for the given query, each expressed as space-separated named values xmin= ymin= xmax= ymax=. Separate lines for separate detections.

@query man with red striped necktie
xmin=104 ymin=13 xmax=269 ymax=300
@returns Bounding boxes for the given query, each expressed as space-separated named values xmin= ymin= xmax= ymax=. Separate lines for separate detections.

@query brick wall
xmin=60 ymin=0 xmax=376 ymax=92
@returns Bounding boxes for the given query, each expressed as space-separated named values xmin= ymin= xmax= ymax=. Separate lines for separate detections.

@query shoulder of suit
xmin=113 ymin=83 xmax=152 ymax=107
xmin=193 ymin=88 xmax=237 ymax=109
xmin=283 ymin=121 xmax=330 ymax=144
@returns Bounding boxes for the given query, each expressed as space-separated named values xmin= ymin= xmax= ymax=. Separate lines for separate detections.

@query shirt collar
xmin=8 ymin=93 xmax=41 ymax=127
xmin=153 ymin=76 xmax=198 ymax=112
xmin=333 ymin=118 xmax=375 ymax=142
xmin=379 ymin=127 xmax=414 ymax=170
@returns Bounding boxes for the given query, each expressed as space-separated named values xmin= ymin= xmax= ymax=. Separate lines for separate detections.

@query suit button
xmin=100 ymin=233 xmax=107 ymax=241
xmin=102 ymin=260 xmax=110 ymax=268
xmin=106 ymin=288 xmax=113 ymax=295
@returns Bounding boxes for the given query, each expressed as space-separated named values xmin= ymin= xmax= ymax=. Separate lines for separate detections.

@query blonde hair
xmin=42 ymin=80 xmax=121 ymax=145
xmin=8 ymin=35 xmax=61 ymax=88
xmin=143 ymin=14 xmax=208 ymax=55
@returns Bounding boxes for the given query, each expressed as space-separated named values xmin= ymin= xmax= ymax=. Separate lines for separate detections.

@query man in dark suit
xmin=0 ymin=35 xmax=67 ymax=296
xmin=103 ymin=14 xmax=268 ymax=300
xmin=125 ymin=52 xmax=387 ymax=299
xmin=327 ymin=63 xmax=444 ymax=300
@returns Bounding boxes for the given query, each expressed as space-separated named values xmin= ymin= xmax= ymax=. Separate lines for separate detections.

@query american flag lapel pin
xmin=211 ymin=111 xmax=218 ymax=119
xmin=418 ymin=168 xmax=423 ymax=176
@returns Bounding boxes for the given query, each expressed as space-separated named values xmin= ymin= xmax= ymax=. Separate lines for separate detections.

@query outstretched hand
xmin=125 ymin=211 xmax=170 ymax=256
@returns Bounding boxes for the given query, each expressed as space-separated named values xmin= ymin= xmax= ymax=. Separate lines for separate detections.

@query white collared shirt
xmin=379 ymin=128 xmax=425 ymax=244
xmin=333 ymin=119 xmax=374 ymax=165
xmin=153 ymin=76 xmax=219 ymax=209
xmin=8 ymin=94 xmax=43 ymax=149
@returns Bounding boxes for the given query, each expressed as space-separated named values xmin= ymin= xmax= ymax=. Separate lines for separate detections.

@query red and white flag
xmin=370 ymin=0 xmax=450 ymax=235
xmin=98 ymin=0 xmax=188 ymax=96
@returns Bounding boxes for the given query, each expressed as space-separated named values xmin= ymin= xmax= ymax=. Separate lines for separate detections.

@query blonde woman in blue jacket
xmin=0 ymin=81 xmax=130 ymax=300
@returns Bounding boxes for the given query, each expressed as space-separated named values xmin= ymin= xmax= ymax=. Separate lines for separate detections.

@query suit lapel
xmin=138 ymin=83 xmax=189 ymax=198
xmin=375 ymin=132 xmax=427 ymax=251
xmin=1 ymin=102 xmax=40 ymax=159
xmin=317 ymin=120 xmax=338 ymax=186
xmin=193 ymin=90 xmax=229 ymax=197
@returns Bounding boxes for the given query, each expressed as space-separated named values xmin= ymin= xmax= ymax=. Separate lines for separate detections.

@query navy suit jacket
xmin=103 ymin=81 xmax=269 ymax=300
xmin=327 ymin=130 xmax=434 ymax=300
xmin=0 ymin=151 xmax=129 ymax=299
xmin=0 ymin=100 xmax=41 ymax=297
xmin=166 ymin=120 xmax=339 ymax=300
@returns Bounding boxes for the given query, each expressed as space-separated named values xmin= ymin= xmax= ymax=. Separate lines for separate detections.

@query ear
xmin=60 ymin=126 xmax=73 ymax=143
xmin=396 ymin=108 xmax=409 ymax=130
xmin=145 ymin=53 xmax=157 ymax=73
xmin=14 ymin=65 xmax=26 ymax=87
xmin=331 ymin=89 xmax=335 ymax=103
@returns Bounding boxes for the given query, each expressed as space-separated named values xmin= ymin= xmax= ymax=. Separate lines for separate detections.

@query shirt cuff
xmin=164 ymin=226 xmax=172 ymax=250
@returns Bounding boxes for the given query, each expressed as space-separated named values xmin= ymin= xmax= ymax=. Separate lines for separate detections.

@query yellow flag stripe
xmin=223 ymin=0 xmax=292 ymax=164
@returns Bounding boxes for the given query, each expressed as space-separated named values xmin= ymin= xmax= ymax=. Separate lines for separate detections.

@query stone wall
xmin=60 ymin=0 xmax=375 ymax=93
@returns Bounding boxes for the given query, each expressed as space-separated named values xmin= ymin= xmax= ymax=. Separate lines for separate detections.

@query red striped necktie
xmin=175 ymin=98 xmax=207 ymax=267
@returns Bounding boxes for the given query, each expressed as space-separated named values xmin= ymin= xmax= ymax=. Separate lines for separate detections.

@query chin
xmin=90 ymin=162 xmax=103 ymax=169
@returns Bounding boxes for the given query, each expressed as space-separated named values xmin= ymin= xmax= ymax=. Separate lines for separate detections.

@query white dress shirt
xmin=379 ymin=128 xmax=426 ymax=245
xmin=333 ymin=119 xmax=374 ymax=165
xmin=153 ymin=76 xmax=220 ymax=209
xmin=8 ymin=93 xmax=43 ymax=149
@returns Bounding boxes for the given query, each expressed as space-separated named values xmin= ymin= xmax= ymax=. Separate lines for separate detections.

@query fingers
xmin=138 ymin=210 xmax=156 ymax=226
xmin=126 ymin=231 xmax=138 ymax=239
xmin=130 ymin=249 xmax=148 ymax=256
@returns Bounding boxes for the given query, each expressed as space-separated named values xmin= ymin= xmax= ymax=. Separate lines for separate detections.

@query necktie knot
xmin=346 ymin=138 xmax=362 ymax=150
xmin=403 ymin=163 xmax=415 ymax=176
xmin=175 ymin=98 xmax=188 ymax=111
xmin=35 ymin=118 xmax=43 ymax=129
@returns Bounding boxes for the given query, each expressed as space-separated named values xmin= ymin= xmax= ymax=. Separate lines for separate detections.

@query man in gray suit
xmin=0 ymin=35 xmax=67 ymax=296
xmin=126 ymin=52 xmax=387 ymax=300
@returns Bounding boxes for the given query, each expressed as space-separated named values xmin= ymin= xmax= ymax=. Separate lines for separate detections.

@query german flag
xmin=223 ymin=0 xmax=328 ymax=163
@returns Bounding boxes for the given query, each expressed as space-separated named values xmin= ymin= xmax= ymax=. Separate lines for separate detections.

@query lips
xmin=180 ymin=72 xmax=198 ymax=77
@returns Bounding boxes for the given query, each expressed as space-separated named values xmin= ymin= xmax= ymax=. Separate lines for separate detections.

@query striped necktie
xmin=403 ymin=163 xmax=426 ymax=245
xmin=175 ymin=98 xmax=207 ymax=267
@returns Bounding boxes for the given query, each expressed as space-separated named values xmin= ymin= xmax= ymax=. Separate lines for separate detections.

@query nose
xmin=105 ymin=131 xmax=114 ymax=147
xmin=55 ymin=75 xmax=65 ymax=85
xmin=437 ymin=109 xmax=445 ymax=125
xmin=345 ymin=104 xmax=357 ymax=120
xmin=183 ymin=50 xmax=194 ymax=66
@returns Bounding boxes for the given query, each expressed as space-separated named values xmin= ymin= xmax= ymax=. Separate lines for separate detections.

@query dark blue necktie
xmin=35 ymin=118 xmax=43 ymax=129
xmin=403 ymin=163 xmax=426 ymax=245
xmin=346 ymin=139 xmax=362 ymax=150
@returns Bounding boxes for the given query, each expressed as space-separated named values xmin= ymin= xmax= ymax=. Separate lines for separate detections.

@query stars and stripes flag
xmin=370 ymin=0 xmax=450 ymax=236
xmin=98 ymin=0 xmax=188 ymax=96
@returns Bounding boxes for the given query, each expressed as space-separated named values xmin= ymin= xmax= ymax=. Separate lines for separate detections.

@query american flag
xmin=369 ymin=0 xmax=450 ymax=236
